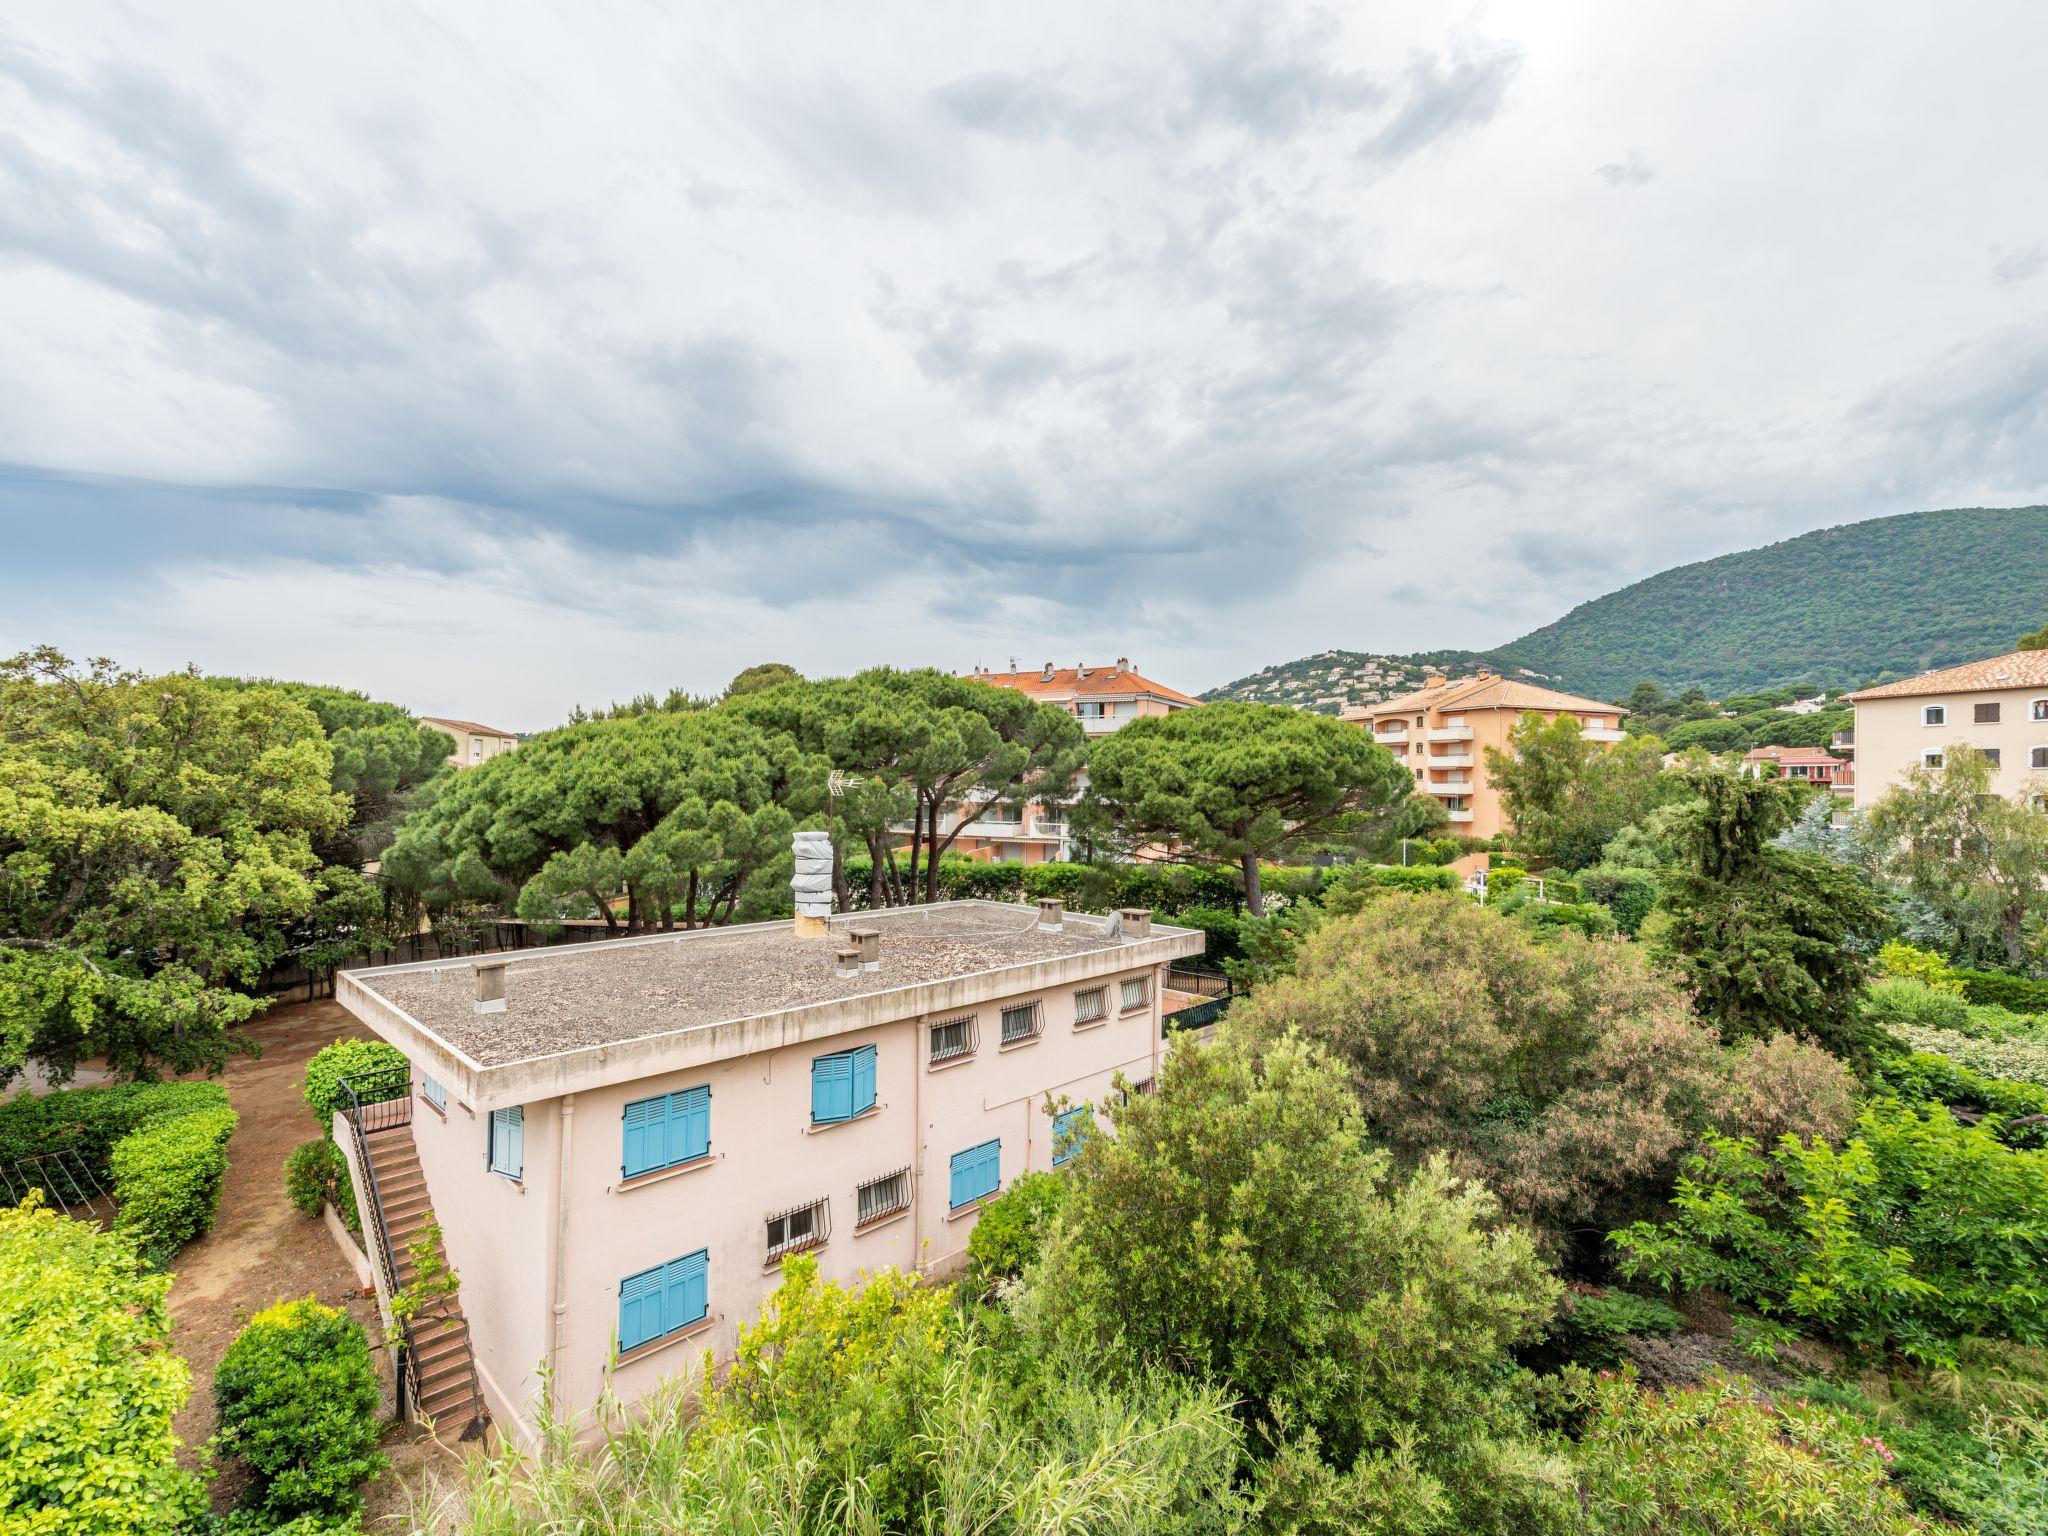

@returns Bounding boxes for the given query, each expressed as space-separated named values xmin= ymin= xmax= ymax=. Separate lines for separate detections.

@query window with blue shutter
xmin=949 ymin=1138 xmax=1001 ymax=1208
xmin=810 ymin=1045 xmax=877 ymax=1124
xmin=421 ymin=1075 xmax=447 ymax=1112
xmin=618 ymin=1247 xmax=710 ymax=1355
xmin=1053 ymin=1107 xmax=1091 ymax=1166
xmin=622 ymin=1085 xmax=711 ymax=1177
xmin=487 ymin=1105 xmax=524 ymax=1179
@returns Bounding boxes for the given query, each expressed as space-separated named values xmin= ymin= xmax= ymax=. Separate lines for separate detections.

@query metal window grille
xmin=1000 ymin=1001 xmax=1042 ymax=1044
xmin=1120 ymin=976 xmax=1149 ymax=1012
xmin=929 ymin=1014 xmax=978 ymax=1063
xmin=765 ymin=1197 xmax=830 ymax=1261
xmin=1073 ymin=987 xmax=1106 ymax=1024
xmin=856 ymin=1167 xmax=912 ymax=1225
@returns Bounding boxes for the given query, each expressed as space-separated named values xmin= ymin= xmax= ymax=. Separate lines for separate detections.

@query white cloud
xmin=1 ymin=1 xmax=2046 ymax=716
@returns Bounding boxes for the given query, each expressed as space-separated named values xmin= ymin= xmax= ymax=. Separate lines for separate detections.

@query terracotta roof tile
xmin=420 ymin=716 xmax=520 ymax=738
xmin=1356 ymin=676 xmax=1627 ymax=718
xmin=1844 ymin=650 xmax=2048 ymax=702
xmin=969 ymin=664 xmax=1201 ymax=708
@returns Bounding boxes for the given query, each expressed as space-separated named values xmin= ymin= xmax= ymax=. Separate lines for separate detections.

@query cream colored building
xmin=335 ymin=894 xmax=1200 ymax=1444
xmin=421 ymin=716 xmax=520 ymax=768
xmin=1340 ymin=672 xmax=1628 ymax=841
xmin=1844 ymin=650 xmax=2048 ymax=808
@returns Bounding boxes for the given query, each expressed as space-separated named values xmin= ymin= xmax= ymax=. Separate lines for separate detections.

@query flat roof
xmin=342 ymin=902 xmax=1195 ymax=1079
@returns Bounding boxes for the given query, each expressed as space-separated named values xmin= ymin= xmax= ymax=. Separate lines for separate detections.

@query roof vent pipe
xmin=1117 ymin=907 xmax=1153 ymax=939
xmin=792 ymin=829 xmax=833 ymax=938
xmin=851 ymin=928 xmax=881 ymax=972
xmin=1037 ymin=897 xmax=1064 ymax=931
xmin=474 ymin=959 xmax=509 ymax=1014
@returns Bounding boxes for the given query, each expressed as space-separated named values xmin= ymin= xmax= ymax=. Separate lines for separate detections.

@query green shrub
xmin=1568 ymin=1371 xmax=1931 ymax=1534
xmin=1487 ymin=864 xmax=1528 ymax=895
xmin=1873 ymin=1050 xmax=2048 ymax=1149
xmin=214 ymin=1297 xmax=387 ymax=1523
xmin=966 ymin=1169 xmax=1068 ymax=1288
xmin=1174 ymin=904 xmax=1244 ymax=962
xmin=0 ymin=1080 xmax=229 ymax=1188
xmin=1956 ymin=968 xmax=2048 ymax=1014
xmin=1518 ymin=899 xmax=1617 ymax=939
xmin=1866 ymin=977 xmax=1974 ymax=1034
xmin=0 ymin=1198 xmax=205 ymax=1534
xmin=1890 ymin=1024 xmax=2048 ymax=1090
xmin=1579 ymin=868 xmax=1659 ymax=936
xmin=301 ymin=1039 xmax=408 ymax=1131
xmin=1611 ymin=1099 xmax=2048 ymax=1363
xmin=1875 ymin=940 xmax=1963 ymax=992
xmin=1319 ymin=862 xmax=1459 ymax=916
xmin=1537 ymin=1290 xmax=1684 ymax=1371
xmin=111 ymin=1104 xmax=237 ymax=1266
xmin=284 ymin=1139 xmax=357 ymax=1230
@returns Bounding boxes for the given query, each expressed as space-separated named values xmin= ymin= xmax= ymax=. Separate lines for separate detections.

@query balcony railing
xmin=1429 ymin=752 xmax=1474 ymax=768
xmin=1446 ymin=807 xmax=1475 ymax=822
xmin=1583 ymin=726 xmax=1626 ymax=742
xmin=1425 ymin=778 xmax=1474 ymax=795
xmin=1427 ymin=725 xmax=1474 ymax=743
xmin=1375 ymin=728 xmax=1409 ymax=745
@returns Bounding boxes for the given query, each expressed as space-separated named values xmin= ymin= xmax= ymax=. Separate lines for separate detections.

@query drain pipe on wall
xmin=549 ymin=1093 xmax=576 ymax=1417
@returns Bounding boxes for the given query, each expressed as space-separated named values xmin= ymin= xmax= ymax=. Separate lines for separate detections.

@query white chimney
xmin=792 ymin=829 xmax=833 ymax=938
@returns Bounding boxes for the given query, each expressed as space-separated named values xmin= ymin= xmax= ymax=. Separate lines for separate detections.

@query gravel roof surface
xmin=363 ymin=906 xmax=1132 ymax=1065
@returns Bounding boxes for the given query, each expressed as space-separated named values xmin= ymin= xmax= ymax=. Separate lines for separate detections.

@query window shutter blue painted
xmin=623 ymin=1095 xmax=662 ymax=1177
xmin=492 ymin=1105 xmax=524 ymax=1178
xmin=979 ymin=1139 xmax=1000 ymax=1195
xmin=1054 ymin=1107 xmax=1089 ymax=1165
xmin=812 ymin=1053 xmax=852 ymax=1123
xmin=673 ymin=1086 xmax=710 ymax=1163
xmin=667 ymin=1248 xmax=709 ymax=1331
xmin=851 ymin=1045 xmax=877 ymax=1115
xmin=949 ymin=1147 xmax=972 ymax=1208
xmin=950 ymin=1138 xmax=1001 ymax=1207
xmin=619 ymin=1264 xmax=664 ymax=1352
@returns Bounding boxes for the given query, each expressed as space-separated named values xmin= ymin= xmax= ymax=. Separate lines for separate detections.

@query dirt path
xmin=166 ymin=998 xmax=463 ymax=1516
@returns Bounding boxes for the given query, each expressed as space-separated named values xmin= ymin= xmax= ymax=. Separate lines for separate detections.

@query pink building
xmin=334 ymin=891 xmax=1201 ymax=1445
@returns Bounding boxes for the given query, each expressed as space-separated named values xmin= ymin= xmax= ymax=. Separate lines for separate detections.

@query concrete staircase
xmin=359 ymin=1124 xmax=488 ymax=1436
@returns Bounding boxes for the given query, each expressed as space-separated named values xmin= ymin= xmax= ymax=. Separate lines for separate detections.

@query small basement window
xmin=928 ymin=1014 xmax=977 ymax=1065
xmin=765 ymin=1197 xmax=829 ymax=1262
xmin=1000 ymin=1001 xmax=1042 ymax=1045
xmin=856 ymin=1167 xmax=912 ymax=1225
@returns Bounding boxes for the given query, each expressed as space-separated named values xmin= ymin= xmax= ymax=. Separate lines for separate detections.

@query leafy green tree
xmin=731 ymin=669 xmax=1085 ymax=907
xmin=1654 ymin=771 xmax=1889 ymax=1058
xmin=383 ymin=708 xmax=822 ymax=932
xmin=1030 ymin=1032 xmax=1572 ymax=1531
xmin=0 ymin=1196 xmax=206 ymax=1534
xmin=1231 ymin=895 xmax=1854 ymax=1255
xmin=2018 ymin=622 xmax=2048 ymax=651
xmin=0 ymin=648 xmax=347 ymax=1083
xmin=1864 ymin=744 xmax=2048 ymax=971
xmin=1483 ymin=714 xmax=1677 ymax=868
xmin=1079 ymin=702 xmax=1409 ymax=915
xmin=723 ymin=661 xmax=801 ymax=697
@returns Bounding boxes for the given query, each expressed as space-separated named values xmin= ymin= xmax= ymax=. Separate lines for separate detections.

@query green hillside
xmin=1489 ymin=507 xmax=2048 ymax=698
xmin=1201 ymin=648 xmax=1518 ymax=714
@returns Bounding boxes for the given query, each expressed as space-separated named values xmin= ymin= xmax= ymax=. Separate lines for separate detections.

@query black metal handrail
xmin=399 ymin=1311 xmax=488 ymax=1440
xmin=337 ymin=1067 xmax=414 ymax=1407
xmin=1165 ymin=963 xmax=1236 ymax=1001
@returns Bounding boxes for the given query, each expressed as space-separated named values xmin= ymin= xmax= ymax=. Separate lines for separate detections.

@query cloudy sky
xmin=2 ymin=3 xmax=2046 ymax=727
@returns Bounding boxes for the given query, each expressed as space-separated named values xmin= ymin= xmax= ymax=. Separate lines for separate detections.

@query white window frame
xmin=1923 ymin=704 xmax=1946 ymax=726
xmin=2032 ymin=698 xmax=2048 ymax=723
xmin=1923 ymin=748 xmax=1946 ymax=769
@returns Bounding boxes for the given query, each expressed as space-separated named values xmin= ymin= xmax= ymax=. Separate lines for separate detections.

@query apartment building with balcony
xmin=1340 ymin=672 xmax=1628 ymax=841
xmin=929 ymin=659 xmax=1201 ymax=862
xmin=422 ymin=715 xmax=520 ymax=768
xmin=1845 ymin=649 xmax=2048 ymax=808
xmin=334 ymin=883 xmax=1200 ymax=1444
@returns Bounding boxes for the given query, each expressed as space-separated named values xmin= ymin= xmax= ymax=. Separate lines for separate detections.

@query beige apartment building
xmin=1845 ymin=649 xmax=2048 ymax=808
xmin=334 ymin=881 xmax=1200 ymax=1444
xmin=931 ymin=660 xmax=1200 ymax=863
xmin=421 ymin=715 xmax=520 ymax=768
xmin=1341 ymin=672 xmax=1628 ymax=841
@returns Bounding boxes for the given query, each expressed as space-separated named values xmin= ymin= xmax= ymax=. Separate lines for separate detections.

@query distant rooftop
xmin=968 ymin=660 xmax=1200 ymax=707
xmin=347 ymin=902 xmax=1186 ymax=1071
xmin=1347 ymin=674 xmax=1627 ymax=719
xmin=420 ymin=715 xmax=519 ymax=737
xmin=1844 ymin=649 xmax=2048 ymax=702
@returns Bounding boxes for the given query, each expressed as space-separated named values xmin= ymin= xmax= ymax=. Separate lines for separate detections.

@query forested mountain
xmin=1214 ymin=507 xmax=2048 ymax=706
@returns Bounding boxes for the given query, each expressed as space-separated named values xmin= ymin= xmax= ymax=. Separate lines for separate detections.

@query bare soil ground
xmin=166 ymin=997 xmax=468 ymax=1520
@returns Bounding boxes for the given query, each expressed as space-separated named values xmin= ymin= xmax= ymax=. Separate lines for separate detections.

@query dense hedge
xmin=302 ymin=1038 xmax=409 ymax=1131
xmin=839 ymin=856 xmax=1258 ymax=915
xmin=1873 ymin=1049 xmax=2048 ymax=1149
xmin=0 ymin=1080 xmax=229 ymax=1176
xmin=111 ymin=1105 xmax=238 ymax=1266
xmin=215 ymin=1297 xmax=387 ymax=1523
xmin=0 ymin=1200 xmax=205 ymax=1533
xmin=1955 ymin=968 xmax=2048 ymax=1015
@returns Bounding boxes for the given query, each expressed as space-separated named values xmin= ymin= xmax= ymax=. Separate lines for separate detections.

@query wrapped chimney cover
xmin=791 ymin=830 xmax=834 ymax=919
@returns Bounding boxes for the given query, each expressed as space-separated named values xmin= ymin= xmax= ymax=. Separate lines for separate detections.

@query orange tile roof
xmin=1844 ymin=650 xmax=2048 ymax=702
xmin=420 ymin=715 xmax=519 ymax=737
xmin=1744 ymin=745 xmax=1844 ymax=765
xmin=1358 ymin=675 xmax=1627 ymax=719
xmin=969 ymin=662 xmax=1201 ymax=708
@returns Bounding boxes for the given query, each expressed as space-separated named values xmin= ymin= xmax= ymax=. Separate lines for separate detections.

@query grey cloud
xmin=1596 ymin=152 xmax=1657 ymax=188
xmin=1358 ymin=41 xmax=1522 ymax=165
xmin=1992 ymin=242 xmax=2047 ymax=288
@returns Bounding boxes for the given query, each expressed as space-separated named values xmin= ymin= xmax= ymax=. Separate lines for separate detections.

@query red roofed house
xmin=936 ymin=659 xmax=1201 ymax=863
xmin=1740 ymin=743 xmax=1854 ymax=795
xmin=421 ymin=715 xmax=520 ymax=768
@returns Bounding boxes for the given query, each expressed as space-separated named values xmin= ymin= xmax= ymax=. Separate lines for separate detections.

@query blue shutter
xmin=623 ymin=1095 xmax=665 ymax=1177
xmin=1054 ymin=1107 xmax=1089 ymax=1165
xmin=666 ymin=1248 xmax=709 ymax=1332
xmin=949 ymin=1146 xmax=973 ymax=1208
xmin=672 ymin=1085 xmax=710 ymax=1163
xmin=978 ymin=1139 xmax=1001 ymax=1198
xmin=851 ymin=1045 xmax=877 ymax=1116
xmin=950 ymin=1138 xmax=1001 ymax=1208
xmin=422 ymin=1075 xmax=447 ymax=1112
xmin=811 ymin=1053 xmax=852 ymax=1123
xmin=489 ymin=1105 xmax=524 ymax=1178
xmin=619 ymin=1264 xmax=664 ymax=1352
